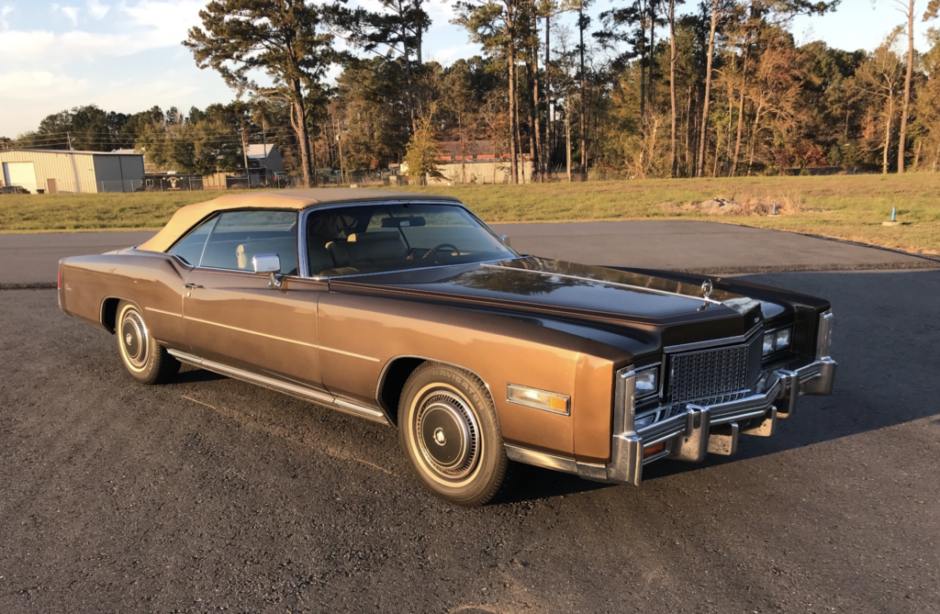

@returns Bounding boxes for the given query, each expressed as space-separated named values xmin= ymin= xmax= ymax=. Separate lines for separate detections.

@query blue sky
xmin=0 ymin=0 xmax=933 ymax=138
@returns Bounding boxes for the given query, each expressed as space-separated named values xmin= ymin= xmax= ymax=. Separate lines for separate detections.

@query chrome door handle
xmin=184 ymin=283 xmax=204 ymax=289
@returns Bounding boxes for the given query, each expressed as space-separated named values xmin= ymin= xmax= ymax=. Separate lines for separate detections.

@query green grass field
xmin=1 ymin=174 xmax=938 ymax=255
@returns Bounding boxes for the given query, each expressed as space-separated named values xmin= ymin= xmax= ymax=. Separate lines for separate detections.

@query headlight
xmin=762 ymin=332 xmax=775 ymax=355
xmin=634 ymin=365 xmax=659 ymax=399
xmin=763 ymin=327 xmax=793 ymax=356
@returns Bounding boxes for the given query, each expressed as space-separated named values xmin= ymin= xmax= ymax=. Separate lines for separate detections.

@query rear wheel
xmin=116 ymin=300 xmax=179 ymax=385
xmin=399 ymin=363 xmax=507 ymax=506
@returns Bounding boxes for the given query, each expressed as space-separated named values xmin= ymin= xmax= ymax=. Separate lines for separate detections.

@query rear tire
xmin=116 ymin=300 xmax=179 ymax=385
xmin=399 ymin=363 xmax=507 ymax=506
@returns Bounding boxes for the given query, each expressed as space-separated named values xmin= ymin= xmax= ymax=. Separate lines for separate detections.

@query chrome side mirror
xmin=499 ymin=234 xmax=512 ymax=247
xmin=252 ymin=253 xmax=283 ymax=288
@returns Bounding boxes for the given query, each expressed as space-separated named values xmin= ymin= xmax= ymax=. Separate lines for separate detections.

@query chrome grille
xmin=667 ymin=332 xmax=762 ymax=403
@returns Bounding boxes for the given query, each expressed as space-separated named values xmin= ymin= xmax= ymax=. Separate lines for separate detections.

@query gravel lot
xmin=1 ymin=225 xmax=938 ymax=613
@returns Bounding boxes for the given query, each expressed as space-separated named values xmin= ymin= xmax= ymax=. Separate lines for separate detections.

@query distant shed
xmin=0 ymin=149 xmax=145 ymax=194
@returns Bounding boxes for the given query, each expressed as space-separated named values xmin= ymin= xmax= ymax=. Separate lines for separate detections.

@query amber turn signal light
xmin=506 ymin=384 xmax=571 ymax=415
xmin=643 ymin=442 xmax=666 ymax=458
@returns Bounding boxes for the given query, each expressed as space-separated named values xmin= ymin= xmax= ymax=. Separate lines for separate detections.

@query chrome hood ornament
xmin=701 ymin=279 xmax=714 ymax=300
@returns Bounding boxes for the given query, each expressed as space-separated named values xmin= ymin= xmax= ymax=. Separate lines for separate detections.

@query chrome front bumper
xmin=599 ymin=356 xmax=837 ymax=486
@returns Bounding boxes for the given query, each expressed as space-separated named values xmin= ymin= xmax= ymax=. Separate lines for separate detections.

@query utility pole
xmin=336 ymin=133 xmax=345 ymax=185
xmin=578 ymin=3 xmax=588 ymax=181
xmin=262 ymin=125 xmax=268 ymax=185
xmin=241 ymin=127 xmax=250 ymax=186
xmin=566 ymin=98 xmax=572 ymax=182
xmin=67 ymin=132 xmax=73 ymax=150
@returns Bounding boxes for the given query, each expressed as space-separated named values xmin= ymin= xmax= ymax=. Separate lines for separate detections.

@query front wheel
xmin=399 ymin=363 xmax=507 ymax=506
xmin=116 ymin=300 xmax=180 ymax=385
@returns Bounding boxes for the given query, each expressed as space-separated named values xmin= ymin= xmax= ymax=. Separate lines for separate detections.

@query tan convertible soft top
xmin=137 ymin=189 xmax=462 ymax=253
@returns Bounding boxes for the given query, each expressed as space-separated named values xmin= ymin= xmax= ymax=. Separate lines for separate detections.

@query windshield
xmin=305 ymin=203 xmax=516 ymax=276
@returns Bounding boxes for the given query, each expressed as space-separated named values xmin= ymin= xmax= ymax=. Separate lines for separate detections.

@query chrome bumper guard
xmin=599 ymin=356 xmax=837 ymax=486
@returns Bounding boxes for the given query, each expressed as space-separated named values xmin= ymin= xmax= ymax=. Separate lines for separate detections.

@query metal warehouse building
xmin=0 ymin=149 xmax=145 ymax=194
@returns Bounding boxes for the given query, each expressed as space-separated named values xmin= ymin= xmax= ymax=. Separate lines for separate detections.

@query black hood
xmin=329 ymin=257 xmax=767 ymax=348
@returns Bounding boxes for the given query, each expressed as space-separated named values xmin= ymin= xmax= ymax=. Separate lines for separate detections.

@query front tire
xmin=116 ymin=300 xmax=179 ymax=385
xmin=399 ymin=363 xmax=507 ymax=506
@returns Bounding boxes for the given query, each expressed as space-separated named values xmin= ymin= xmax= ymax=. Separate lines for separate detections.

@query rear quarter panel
xmin=59 ymin=251 xmax=189 ymax=347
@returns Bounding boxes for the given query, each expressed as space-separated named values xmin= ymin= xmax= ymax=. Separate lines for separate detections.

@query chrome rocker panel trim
xmin=167 ymin=349 xmax=389 ymax=425
xmin=503 ymin=356 xmax=837 ymax=487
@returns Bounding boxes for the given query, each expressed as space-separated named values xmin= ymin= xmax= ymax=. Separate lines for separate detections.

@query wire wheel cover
xmin=415 ymin=390 xmax=481 ymax=480
xmin=121 ymin=309 xmax=149 ymax=368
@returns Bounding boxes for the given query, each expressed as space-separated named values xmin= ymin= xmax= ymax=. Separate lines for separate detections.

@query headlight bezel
xmin=762 ymin=325 xmax=794 ymax=357
xmin=634 ymin=363 xmax=662 ymax=400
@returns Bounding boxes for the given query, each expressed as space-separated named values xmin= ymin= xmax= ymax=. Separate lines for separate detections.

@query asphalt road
xmin=0 ymin=220 xmax=936 ymax=287
xmin=0 ymin=231 xmax=156 ymax=287
xmin=1 ymin=225 xmax=939 ymax=613
xmin=490 ymin=221 xmax=938 ymax=273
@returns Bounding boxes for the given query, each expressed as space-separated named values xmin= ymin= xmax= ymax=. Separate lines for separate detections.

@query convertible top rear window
xmin=306 ymin=203 xmax=516 ymax=277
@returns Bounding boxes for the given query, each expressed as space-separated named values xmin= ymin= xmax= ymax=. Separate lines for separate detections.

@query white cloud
xmin=0 ymin=1 xmax=203 ymax=66
xmin=0 ymin=0 xmax=212 ymax=135
xmin=0 ymin=69 xmax=207 ymax=136
xmin=55 ymin=4 xmax=81 ymax=27
xmin=87 ymin=0 xmax=110 ymax=20
xmin=1 ymin=5 xmax=13 ymax=30
xmin=0 ymin=70 xmax=89 ymax=100
xmin=424 ymin=0 xmax=454 ymax=24
xmin=429 ymin=43 xmax=480 ymax=65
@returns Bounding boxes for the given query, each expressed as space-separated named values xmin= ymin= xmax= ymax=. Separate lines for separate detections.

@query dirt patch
xmin=681 ymin=197 xmax=802 ymax=216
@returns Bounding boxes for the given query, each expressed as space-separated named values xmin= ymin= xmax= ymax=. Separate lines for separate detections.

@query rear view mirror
xmin=381 ymin=216 xmax=426 ymax=228
xmin=252 ymin=253 xmax=283 ymax=288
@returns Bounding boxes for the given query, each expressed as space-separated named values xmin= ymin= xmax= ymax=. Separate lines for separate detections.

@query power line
xmin=12 ymin=131 xmax=299 ymax=145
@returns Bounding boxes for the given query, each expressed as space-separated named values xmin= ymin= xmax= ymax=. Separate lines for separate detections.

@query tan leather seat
xmin=327 ymin=231 xmax=407 ymax=268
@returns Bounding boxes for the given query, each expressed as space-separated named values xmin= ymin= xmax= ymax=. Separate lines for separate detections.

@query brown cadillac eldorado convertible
xmin=58 ymin=189 xmax=836 ymax=505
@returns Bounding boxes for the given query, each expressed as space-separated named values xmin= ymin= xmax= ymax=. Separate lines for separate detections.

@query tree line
xmin=4 ymin=0 xmax=940 ymax=185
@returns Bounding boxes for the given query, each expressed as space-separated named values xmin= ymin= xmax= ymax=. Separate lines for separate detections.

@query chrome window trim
xmin=663 ymin=323 xmax=762 ymax=354
xmin=185 ymin=264 xmax=309 ymax=281
xmin=177 ymin=262 xmax=311 ymax=288
xmin=298 ymin=200 xmax=519 ymax=279
xmin=313 ymin=256 xmax=525 ymax=281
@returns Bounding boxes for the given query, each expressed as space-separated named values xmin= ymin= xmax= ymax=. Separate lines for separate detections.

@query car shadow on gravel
xmin=495 ymin=462 xmax=613 ymax=503
xmin=174 ymin=366 xmax=227 ymax=384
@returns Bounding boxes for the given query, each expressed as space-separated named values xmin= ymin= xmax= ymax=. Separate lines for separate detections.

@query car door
xmin=180 ymin=209 xmax=327 ymax=390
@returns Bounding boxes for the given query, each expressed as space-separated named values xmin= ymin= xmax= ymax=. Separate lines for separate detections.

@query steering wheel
xmin=422 ymin=243 xmax=461 ymax=259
